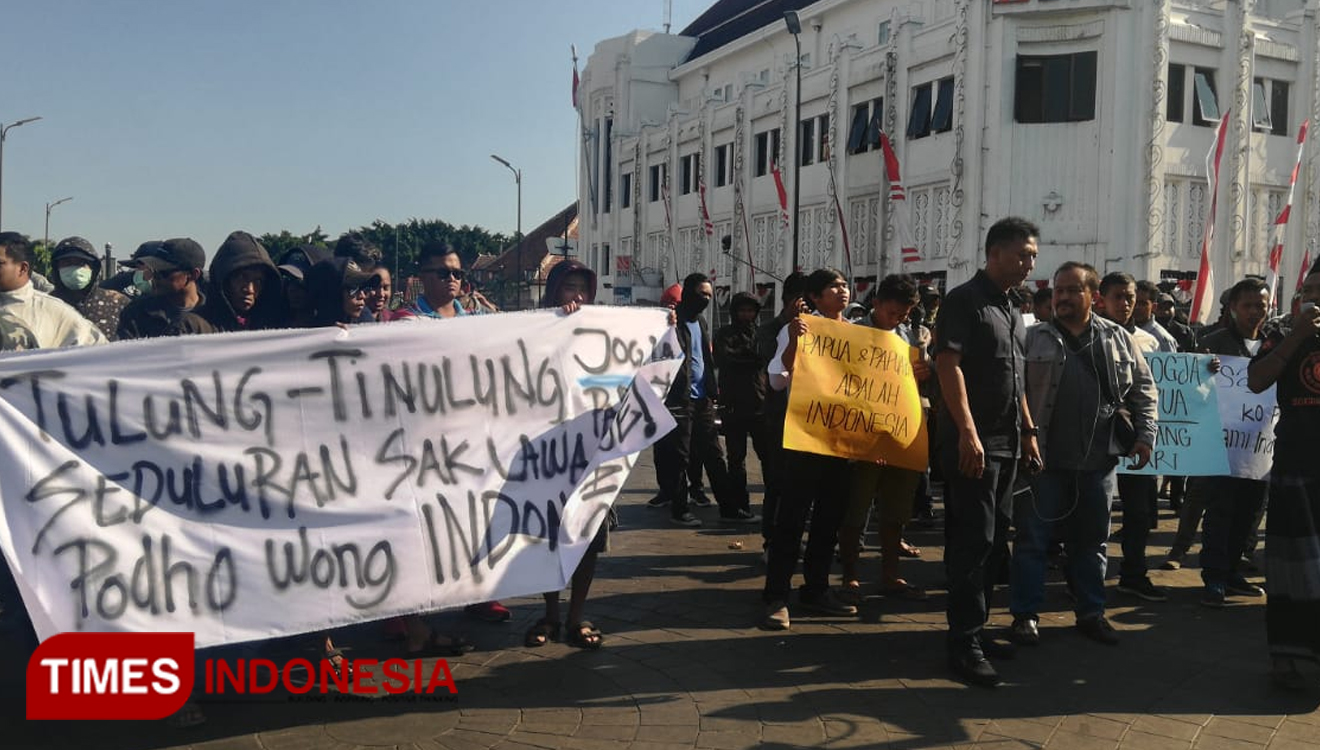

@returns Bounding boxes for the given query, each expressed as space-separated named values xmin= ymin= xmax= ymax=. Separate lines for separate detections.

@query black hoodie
xmin=200 ymin=231 xmax=285 ymax=332
xmin=306 ymin=258 xmax=382 ymax=327
xmin=49 ymin=239 xmax=129 ymax=341
xmin=713 ymin=292 xmax=767 ymax=417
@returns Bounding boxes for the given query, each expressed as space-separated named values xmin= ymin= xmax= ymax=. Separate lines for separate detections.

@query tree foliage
xmin=258 ymin=219 xmax=512 ymax=275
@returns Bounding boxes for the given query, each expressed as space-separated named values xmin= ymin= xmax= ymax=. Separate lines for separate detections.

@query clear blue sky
xmin=1 ymin=0 xmax=710 ymax=260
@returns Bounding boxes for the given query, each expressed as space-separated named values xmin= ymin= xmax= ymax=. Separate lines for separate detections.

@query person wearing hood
xmin=277 ymin=244 xmax=331 ymax=328
xmin=0 ymin=232 xmax=106 ymax=348
xmin=200 ymin=231 xmax=285 ymax=332
xmin=713 ymin=291 xmax=769 ymax=522
xmin=49 ymin=236 xmax=129 ymax=341
xmin=304 ymin=257 xmax=381 ymax=327
xmin=653 ymin=272 xmax=750 ymax=528
xmin=117 ymin=238 xmax=217 ymax=340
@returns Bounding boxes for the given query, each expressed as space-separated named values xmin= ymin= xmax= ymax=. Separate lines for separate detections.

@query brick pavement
xmin=2 ymin=451 xmax=1318 ymax=750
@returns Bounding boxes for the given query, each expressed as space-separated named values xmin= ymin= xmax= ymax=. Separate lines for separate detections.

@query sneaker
xmin=1076 ymin=615 xmax=1120 ymax=645
xmin=949 ymin=649 xmax=1000 ymax=688
xmin=465 ymin=601 xmax=512 ymax=622
xmin=720 ymin=508 xmax=761 ymax=524
xmin=1201 ymin=583 xmax=1227 ymax=608
xmin=670 ymin=512 xmax=702 ymax=527
xmin=1116 ymin=578 xmax=1168 ymax=602
xmin=646 ymin=494 xmax=669 ymax=508
xmin=797 ymin=588 xmax=859 ymax=617
xmin=689 ymin=488 xmax=714 ymax=507
xmin=1226 ymin=577 xmax=1265 ymax=597
xmin=1161 ymin=550 xmax=1185 ymax=571
xmin=762 ymin=601 xmax=790 ymax=630
xmin=1009 ymin=615 xmax=1040 ymax=646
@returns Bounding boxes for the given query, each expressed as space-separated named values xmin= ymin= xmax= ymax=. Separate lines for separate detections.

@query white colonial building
xmin=575 ymin=0 xmax=1320 ymax=312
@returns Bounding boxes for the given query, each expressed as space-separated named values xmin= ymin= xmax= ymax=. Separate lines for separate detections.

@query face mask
xmin=132 ymin=270 xmax=152 ymax=294
xmin=680 ymin=296 xmax=709 ymax=316
xmin=59 ymin=265 xmax=94 ymax=291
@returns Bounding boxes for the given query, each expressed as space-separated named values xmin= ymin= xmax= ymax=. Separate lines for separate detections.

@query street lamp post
xmin=490 ymin=154 xmax=522 ymax=309
xmin=44 ymin=196 xmax=74 ymax=256
xmin=0 ymin=116 xmax=43 ymax=229
xmin=783 ymin=12 xmax=802 ymax=274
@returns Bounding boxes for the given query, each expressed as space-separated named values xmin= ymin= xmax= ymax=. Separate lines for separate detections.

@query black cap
xmin=342 ymin=260 xmax=383 ymax=292
xmin=139 ymin=238 xmax=206 ymax=274
xmin=119 ymin=240 xmax=167 ymax=267
xmin=52 ymin=236 xmax=99 ymax=265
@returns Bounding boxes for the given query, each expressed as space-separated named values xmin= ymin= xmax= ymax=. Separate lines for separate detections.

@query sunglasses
xmin=344 ymin=285 xmax=373 ymax=297
xmin=420 ymin=268 xmax=464 ymax=281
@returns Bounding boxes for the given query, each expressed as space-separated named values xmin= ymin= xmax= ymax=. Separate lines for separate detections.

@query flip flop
xmin=565 ymin=620 xmax=604 ymax=650
xmin=899 ymin=541 xmax=922 ymax=558
xmin=524 ymin=617 xmax=561 ymax=648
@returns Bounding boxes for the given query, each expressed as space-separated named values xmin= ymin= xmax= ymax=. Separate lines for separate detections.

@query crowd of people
xmin=1 ymin=216 xmax=1318 ymax=705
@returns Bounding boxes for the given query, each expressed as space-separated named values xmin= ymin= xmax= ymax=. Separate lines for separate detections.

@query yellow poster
xmin=782 ymin=316 xmax=929 ymax=471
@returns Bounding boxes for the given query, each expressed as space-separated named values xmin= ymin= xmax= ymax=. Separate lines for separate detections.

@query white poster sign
xmin=0 ymin=308 xmax=678 ymax=648
xmin=1214 ymin=355 xmax=1278 ymax=480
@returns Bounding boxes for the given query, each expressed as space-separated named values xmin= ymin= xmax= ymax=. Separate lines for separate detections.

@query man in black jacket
xmin=117 ymin=238 xmax=217 ymax=339
xmin=49 ymin=236 xmax=129 ymax=341
xmin=653 ymin=273 xmax=752 ymax=527
xmin=714 ymin=292 xmax=769 ymax=517
xmin=200 ymin=230 xmax=285 ymax=332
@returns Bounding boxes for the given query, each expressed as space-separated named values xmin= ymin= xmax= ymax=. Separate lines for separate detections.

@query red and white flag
xmin=1189 ymin=110 xmax=1232 ymax=325
xmin=1296 ymin=249 xmax=1312 ymax=295
xmin=879 ymin=133 xmax=920 ymax=264
xmin=1266 ymin=119 xmax=1309 ymax=308
xmin=771 ymin=162 xmax=790 ymax=231
xmin=699 ymin=181 xmax=715 ymax=237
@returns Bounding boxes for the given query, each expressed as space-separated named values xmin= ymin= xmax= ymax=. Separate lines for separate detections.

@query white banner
xmin=0 ymin=308 xmax=679 ymax=648
xmin=1214 ymin=355 xmax=1279 ymax=480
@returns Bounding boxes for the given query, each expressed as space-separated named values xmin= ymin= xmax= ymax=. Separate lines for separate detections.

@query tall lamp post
xmin=784 ymin=11 xmax=802 ymax=274
xmin=0 ymin=116 xmax=43 ymax=229
xmin=44 ymin=196 xmax=74 ymax=255
xmin=490 ymin=154 xmax=522 ymax=308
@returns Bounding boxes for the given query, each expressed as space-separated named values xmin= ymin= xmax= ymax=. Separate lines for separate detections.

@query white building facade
xmin=575 ymin=0 xmax=1320 ymax=310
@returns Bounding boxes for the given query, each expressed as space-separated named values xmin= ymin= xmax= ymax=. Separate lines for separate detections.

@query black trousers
xmin=1200 ymin=477 xmax=1267 ymax=585
xmin=763 ymin=451 xmax=850 ymax=602
xmin=760 ymin=401 xmax=788 ymax=543
xmin=723 ymin=412 xmax=770 ymax=507
xmin=654 ymin=397 xmax=743 ymax=518
xmin=942 ymin=447 xmax=1016 ymax=650
xmin=1116 ymin=474 xmax=1156 ymax=583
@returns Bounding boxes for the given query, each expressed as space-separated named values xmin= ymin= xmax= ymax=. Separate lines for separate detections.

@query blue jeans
xmin=1011 ymin=468 xmax=1114 ymax=622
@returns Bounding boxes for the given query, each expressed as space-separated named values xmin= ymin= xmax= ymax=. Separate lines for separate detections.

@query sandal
xmin=899 ymin=540 xmax=922 ymax=558
xmin=524 ymin=617 xmax=562 ymax=648
xmin=838 ymin=581 xmax=863 ymax=606
xmin=879 ymin=582 xmax=929 ymax=601
xmin=165 ymin=700 xmax=206 ymax=729
xmin=405 ymin=631 xmax=474 ymax=657
xmin=565 ymin=620 xmax=604 ymax=650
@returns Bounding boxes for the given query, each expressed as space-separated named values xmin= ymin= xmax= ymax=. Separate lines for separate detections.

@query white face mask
xmin=132 ymin=270 xmax=152 ymax=294
xmin=59 ymin=265 xmax=94 ymax=291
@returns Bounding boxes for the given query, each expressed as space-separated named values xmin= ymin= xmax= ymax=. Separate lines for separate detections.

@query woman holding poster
xmin=1247 ymin=261 xmax=1320 ymax=691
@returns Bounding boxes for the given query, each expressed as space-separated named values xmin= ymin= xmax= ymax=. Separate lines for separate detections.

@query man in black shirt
xmin=934 ymin=217 xmax=1042 ymax=688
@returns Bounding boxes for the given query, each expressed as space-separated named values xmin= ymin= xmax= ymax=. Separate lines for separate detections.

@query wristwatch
xmin=1021 ymin=425 xmax=1040 ymax=437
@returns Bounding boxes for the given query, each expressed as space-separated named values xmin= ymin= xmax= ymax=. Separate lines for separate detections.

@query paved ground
xmin=3 ymin=451 xmax=1319 ymax=750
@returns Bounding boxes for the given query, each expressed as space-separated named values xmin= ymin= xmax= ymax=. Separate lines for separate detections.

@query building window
xmin=1253 ymin=78 xmax=1289 ymax=136
xmin=908 ymin=78 xmax=954 ymax=139
xmin=848 ymin=98 xmax=884 ymax=154
xmin=1192 ymin=67 xmax=1220 ymax=126
xmin=601 ymin=243 xmax=611 ymax=276
xmin=755 ymin=128 xmax=780 ymax=176
xmin=680 ymin=153 xmax=699 ymax=195
xmin=1167 ymin=63 xmax=1186 ymax=123
xmin=621 ymin=172 xmax=632 ymax=209
xmin=1014 ymin=51 xmax=1097 ymax=123
xmin=603 ymin=118 xmax=613 ymax=212
xmin=799 ymin=117 xmax=816 ymax=166
xmin=715 ymin=144 xmax=729 ymax=187
xmin=878 ymin=20 xmax=891 ymax=46
xmin=816 ymin=114 xmax=830 ymax=162
xmin=799 ymin=52 xmax=811 ymax=68
xmin=649 ymin=164 xmax=663 ymax=202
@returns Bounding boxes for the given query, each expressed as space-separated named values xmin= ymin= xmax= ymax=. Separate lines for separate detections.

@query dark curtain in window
xmin=907 ymin=84 xmax=932 ymax=139
xmin=1070 ymin=51 xmax=1097 ymax=121
xmin=848 ymin=104 xmax=868 ymax=153
xmin=1167 ymin=64 xmax=1185 ymax=123
xmin=1271 ymin=81 xmax=1290 ymax=137
xmin=1015 ymin=59 xmax=1045 ymax=123
xmin=932 ymin=78 xmax=955 ymax=132
xmin=867 ymin=98 xmax=885 ymax=148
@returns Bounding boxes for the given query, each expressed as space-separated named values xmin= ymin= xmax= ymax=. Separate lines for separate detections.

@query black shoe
xmin=689 ymin=488 xmax=713 ymax=507
xmin=797 ymin=589 xmax=858 ymax=617
xmin=1201 ymin=583 xmax=1227 ymax=608
xmin=980 ymin=637 xmax=1017 ymax=660
xmin=949 ymin=650 xmax=1001 ymax=688
xmin=719 ymin=508 xmax=761 ymax=524
xmin=1226 ymin=577 xmax=1265 ymax=598
xmin=1116 ymin=578 xmax=1168 ymax=602
xmin=1076 ymin=615 xmax=1120 ymax=645
xmin=1009 ymin=616 xmax=1040 ymax=646
xmin=646 ymin=494 xmax=669 ymax=508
